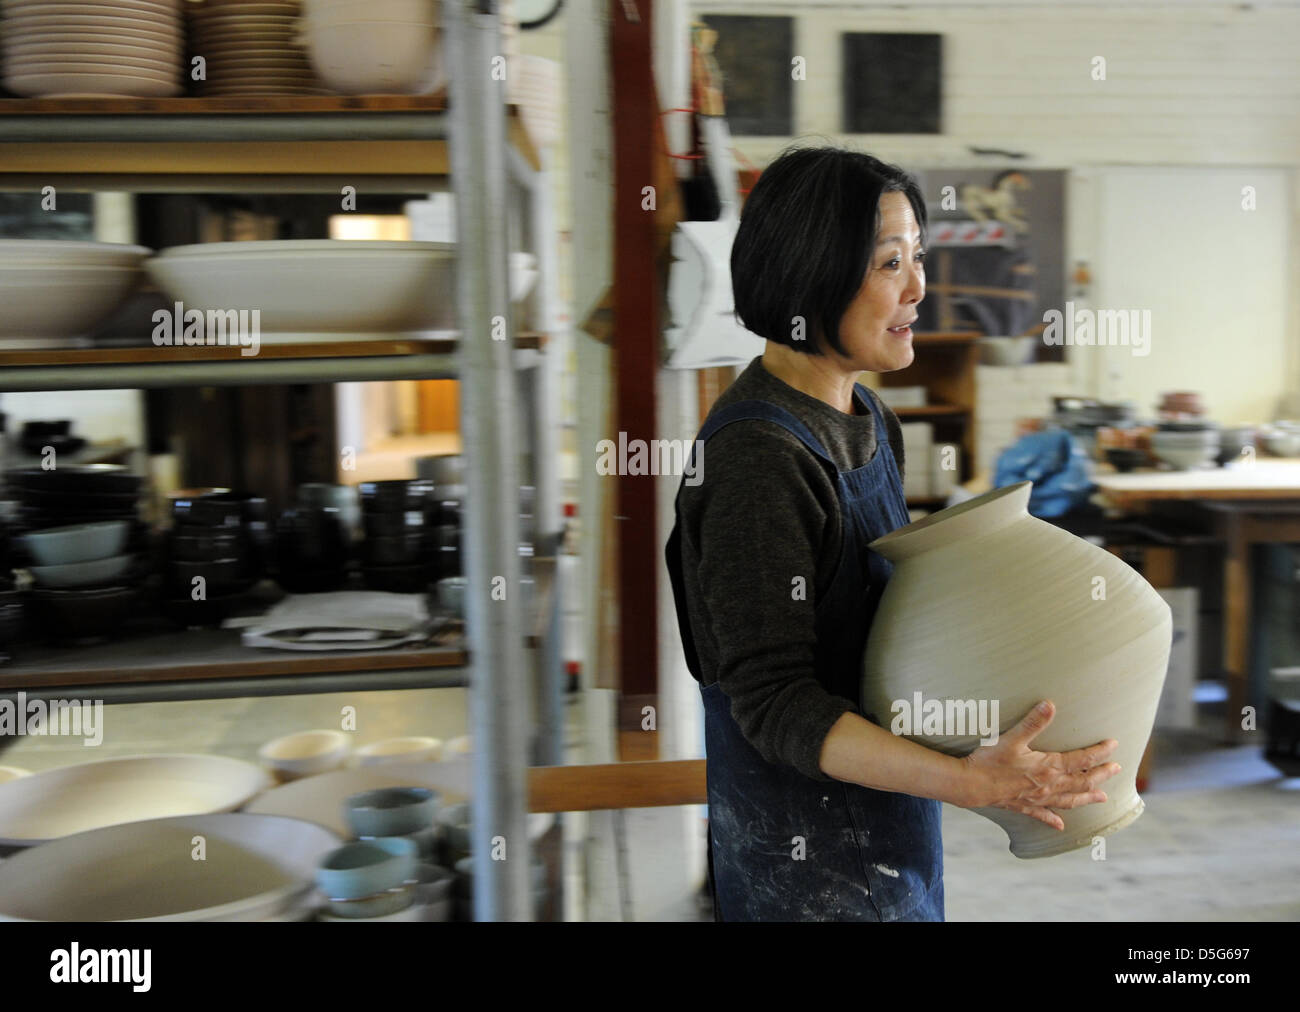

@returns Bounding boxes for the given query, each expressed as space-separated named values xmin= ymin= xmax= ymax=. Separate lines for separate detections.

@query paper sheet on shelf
xmin=226 ymin=590 xmax=433 ymax=651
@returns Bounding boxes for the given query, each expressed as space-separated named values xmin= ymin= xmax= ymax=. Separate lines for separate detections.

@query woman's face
xmin=825 ymin=190 xmax=926 ymax=373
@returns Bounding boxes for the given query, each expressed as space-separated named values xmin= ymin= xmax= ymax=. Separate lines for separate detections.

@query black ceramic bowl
xmin=0 ymin=601 xmax=24 ymax=645
xmin=27 ymin=584 xmax=140 ymax=642
xmin=362 ymin=508 xmax=428 ymax=539
xmin=275 ymin=507 xmax=348 ymax=566
xmin=1104 ymin=448 xmax=1149 ymax=473
xmin=6 ymin=464 xmax=143 ymax=496
xmin=168 ymin=558 xmax=244 ymax=596
xmin=172 ymin=491 xmax=267 ymax=528
xmin=359 ymin=479 xmax=435 ymax=514
xmin=362 ymin=532 xmax=433 ymax=567
xmin=19 ymin=420 xmax=70 ymax=440
xmin=170 ymin=527 xmax=243 ymax=562
xmin=362 ymin=562 xmax=435 ymax=594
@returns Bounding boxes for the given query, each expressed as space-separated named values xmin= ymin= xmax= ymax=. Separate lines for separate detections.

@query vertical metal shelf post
xmin=444 ymin=0 xmax=532 ymax=920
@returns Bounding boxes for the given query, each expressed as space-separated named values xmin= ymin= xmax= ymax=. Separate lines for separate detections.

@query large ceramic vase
xmin=861 ymin=481 xmax=1171 ymax=858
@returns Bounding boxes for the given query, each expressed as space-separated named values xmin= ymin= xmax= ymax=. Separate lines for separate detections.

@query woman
xmin=665 ymin=147 xmax=1121 ymax=922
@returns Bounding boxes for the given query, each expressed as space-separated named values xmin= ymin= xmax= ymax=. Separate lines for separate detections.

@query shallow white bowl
xmin=300 ymin=20 xmax=440 ymax=95
xmin=4 ymin=70 xmax=182 ymax=98
xmin=0 ymin=813 xmax=340 ymax=921
xmin=0 ymin=263 xmax=144 ymax=340
xmin=258 ymin=729 xmax=352 ymax=782
xmin=355 ymin=737 xmax=444 ymax=766
xmin=0 ymin=754 xmax=271 ymax=846
xmin=146 ymin=241 xmax=456 ymax=333
xmin=0 ymin=767 xmax=30 ymax=784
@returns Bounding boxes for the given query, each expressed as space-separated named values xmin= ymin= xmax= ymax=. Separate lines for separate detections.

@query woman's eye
xmin=882 ymin=250 xmax=926 ymax=270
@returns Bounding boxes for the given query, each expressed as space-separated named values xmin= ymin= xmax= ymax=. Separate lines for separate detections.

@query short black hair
xmin=730 ymin=145 xmax=927 ymax=356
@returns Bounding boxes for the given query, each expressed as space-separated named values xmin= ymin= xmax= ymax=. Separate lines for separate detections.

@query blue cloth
xmin=994 ymin=428 xmax=1096 ymax=518
xmin=665 ymin=386 xmax=944 ymax=922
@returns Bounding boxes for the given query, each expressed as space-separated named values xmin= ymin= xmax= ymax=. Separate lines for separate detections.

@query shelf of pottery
xmin=0 ymin=2 xmax=567 ymax=921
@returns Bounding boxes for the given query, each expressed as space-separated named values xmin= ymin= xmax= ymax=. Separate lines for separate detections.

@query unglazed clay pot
xmin=861 ymin=481 xmax=1171 ymax=858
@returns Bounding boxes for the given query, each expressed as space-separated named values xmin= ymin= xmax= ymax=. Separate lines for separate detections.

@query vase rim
xmin=871 ymin=481 xmax=1032 ymax=559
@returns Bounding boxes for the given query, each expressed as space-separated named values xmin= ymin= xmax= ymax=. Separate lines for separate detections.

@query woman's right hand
xmin=958 ymin=700 xmax=1121 ymax=830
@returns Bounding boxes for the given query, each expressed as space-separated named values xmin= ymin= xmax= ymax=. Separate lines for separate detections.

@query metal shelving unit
xmin=0 ymin=1 xmax=561 ymax=921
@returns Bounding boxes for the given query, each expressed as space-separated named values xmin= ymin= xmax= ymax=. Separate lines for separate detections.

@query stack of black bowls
xmin=166 ymin=491 xmax=268 ymax=625
xmin=0 ymin=511 xmax=19 ymax=660
xmin=358 ymin=479 xmax=443 ymax=593
xmin=275 ymin=499 xmax=349 ymax=594
xmin=5 ymin=466 xmax=149 ymax=643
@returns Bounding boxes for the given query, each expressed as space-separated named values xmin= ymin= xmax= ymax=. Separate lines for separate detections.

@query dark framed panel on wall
xmin=842 ymin=32 xmax=943 ymax=134
xmin=698 ymin=13 xmax=794 ymax=136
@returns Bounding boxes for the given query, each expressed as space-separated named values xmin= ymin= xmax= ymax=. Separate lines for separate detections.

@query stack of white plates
xmin=0 ymin=240 xmax=150 ymax=349
xmin=0 ymin=0 xmax=183 ymax=98
xmin=187 ymin=0 xmax=327 ymax=96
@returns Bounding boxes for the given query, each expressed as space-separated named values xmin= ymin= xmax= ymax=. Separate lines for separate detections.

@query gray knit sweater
xmin=674 ymin=356 xmax=906 ymax=782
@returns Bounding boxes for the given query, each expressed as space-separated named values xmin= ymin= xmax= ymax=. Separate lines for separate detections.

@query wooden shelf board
xmin=0 ymin=95 xmax=449 ymax=115
xmin=0 ymin=333 xmax=545 ymax=369
xmin=0 ymin=625 xmax=467 ymax=691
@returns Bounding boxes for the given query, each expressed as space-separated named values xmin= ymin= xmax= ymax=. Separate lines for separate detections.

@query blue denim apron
xmin=666 ymin=384 xmax=944 ymax=921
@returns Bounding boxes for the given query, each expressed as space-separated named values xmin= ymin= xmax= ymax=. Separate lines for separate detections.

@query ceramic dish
xmin=354 ymin=737 xmax=444 ymax=766
xmin=17 ymin=520 xmax=129 ymax=566
xmin=0 ymin=263 xmax=146 ymax=340
xmin=0 ymin=813 xmax=339 ymax=921
xmin=299 ymin=19 xmax=441 ymax=95
xmin=0 ymin=754 xmax=272 ymax=846
xmin=28 ymin=553 xmax=133 ymax=589
xmin=315 ymin=837 xmax=418 ymax=901
xmin=27 ymin=584 xmax=143 ymax=642
xmin=258 ymin=729 xmax=352 ymax=782
xmin=145 ymin=241 xmax=456 ymax=336
xmin=0 ymin=767 xmax=30 ymax=785
xmin=344 ymin=787 xmax=439 ymax=838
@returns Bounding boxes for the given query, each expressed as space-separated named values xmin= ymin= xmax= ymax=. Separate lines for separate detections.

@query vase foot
xmin=1005 ymin=796 xmax=1145 ymax=859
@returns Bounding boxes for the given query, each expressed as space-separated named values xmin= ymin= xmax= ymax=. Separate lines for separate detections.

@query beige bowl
xmin=259 ymin=730 xmax=352 ymax=782
xmin=0 ymin=767 xmax=30 ymax=785
xmin=0 ymin=261 xmax=145 ymax=341
xmin=355 ymin=737 xmax=444 ymax=766
xmin=299 ymin=19 xmax=441 ymax=95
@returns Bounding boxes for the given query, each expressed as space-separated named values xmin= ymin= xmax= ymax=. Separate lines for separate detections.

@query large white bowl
xmin=0 ymin=239 xmax=150 ymax=266
xmin=304 ymin=0 xmax=437 ymax=21
xmin=0 ymin=767 xmax=29 ymax=785
xmin=18 ymin=521 xmax=130 ymax=566
xmin=145 ymin=240 xmax=456 ymax=335
xmin=0 ymin=813 xmax=340 ymax=921
xmin=0 ymin=754 xmax=272 ymax=846
xmin=299 ymin=19 xmax=441 ymax=95
xmin=0 ymin=262 xmax=145 ymax=341
xmin=258 ymin=729 xmax=352 ymax=781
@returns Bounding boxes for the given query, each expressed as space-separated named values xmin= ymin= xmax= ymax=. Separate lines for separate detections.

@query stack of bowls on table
xmin=315 ymin=836 xmax=453 ymax=922
xmin=313 ymin=787 xmax=453 ymax=921
xmin=185 ymin=0 xmax=328 ymax=97
xmin=358 ymin=479 xmax=439 ymax=593
xmin=296 ymin=482 xmax=360 ymax=546
xmin=1157 ymin=390 xmax=1206 ymax=421
xmin=1151 ymin=422 xmax=1221 ymax=471
xmin=274 ymin=501 xmax=348 ymax=594
xmin=0 ymin=570 xmax=21 ymax=662
xmin=0 ymin=0 xmax=183 ymax=98
xmin=166 ymin=490 xmax=267 ymax=625
xmin=297 ymin=0 xmax=444 ymax=96
xmin=0 ymin=241 xmax=150 ymax=350
xmin=1259 ymin=421 xmax=1300 ymax=458
xmin=438 ymin=802 xmax=548 ymax=921
xmin=144 ymin=240 xmax=456 ymax=345
xmin=13 ymin=516 xmax=146 ymax=644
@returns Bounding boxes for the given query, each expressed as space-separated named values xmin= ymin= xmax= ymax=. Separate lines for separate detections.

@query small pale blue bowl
xmin=344 ymin=786 xmax=439 ymax=839
xmin=316 ymin=837 xmax=419 ymax=901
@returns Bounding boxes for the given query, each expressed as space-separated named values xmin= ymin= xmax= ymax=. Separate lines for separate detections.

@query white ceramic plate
xmin=0 ymin=814 xmax=340 ymax=921
xmin=4 ymin=71 xmax=182 ymax=97
xmin=2 ymin=44 xmax=178 ymax=65
xmin=1 ymin=28 xmax=177 ymax=48
xmin=0 ymin=754 xmax=272 ymax=846
xmin=2 ymin=2 xmax=180 ymax=23
xmin=5 ymin=58 xmax=178 ymax=79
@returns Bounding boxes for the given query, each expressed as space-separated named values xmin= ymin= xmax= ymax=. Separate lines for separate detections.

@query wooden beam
xmin=528 ymin=760 xmax=706 ymax=812
xmin=610 ymin=0 xmax=660 ymax=750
